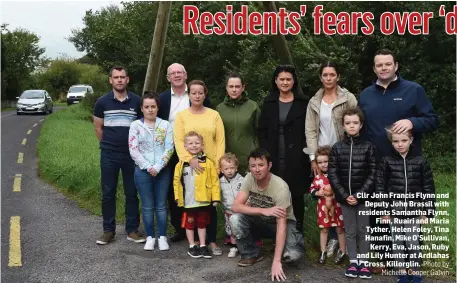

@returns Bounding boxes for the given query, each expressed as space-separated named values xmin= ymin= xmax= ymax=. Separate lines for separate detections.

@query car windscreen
xmin=69 ymin=86 xmax=87 ymax=93
xmin=20 ymin=91 xmax=44 ymax=99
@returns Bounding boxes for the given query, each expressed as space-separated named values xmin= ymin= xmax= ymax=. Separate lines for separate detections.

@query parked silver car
xmin=16 ymin=90 xmax=53 ymax=115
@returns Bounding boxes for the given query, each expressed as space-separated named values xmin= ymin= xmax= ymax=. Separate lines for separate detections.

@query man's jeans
xmin=101 ymin=149 xmax=140 ymax=234
xmin=230 ymin=213 xmax=304 ymax=261
xmin=134 ymin=167 xmax=170 ymax=237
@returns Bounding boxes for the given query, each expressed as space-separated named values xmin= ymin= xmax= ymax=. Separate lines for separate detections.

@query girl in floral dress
xmin=309 ymin=146 xmax=346 ymax=265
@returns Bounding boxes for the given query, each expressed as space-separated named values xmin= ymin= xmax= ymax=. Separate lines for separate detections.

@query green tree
xmin=1 ymin=24 xmax=47 ymax=100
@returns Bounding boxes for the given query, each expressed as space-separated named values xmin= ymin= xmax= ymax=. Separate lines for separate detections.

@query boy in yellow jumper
xmin=174 ymin=131 xmax=221 ymax=258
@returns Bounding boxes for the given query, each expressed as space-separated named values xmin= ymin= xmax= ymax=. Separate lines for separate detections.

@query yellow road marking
xmin=17 ymin=153 xmax=23 ymax=164
xmin=8 ymin=216 xmax=22 ymax=267
xmin=21 ymin=138 xmax=27 ymax=145
xmin=27 ymin=130 xmax=32 ymax=135
xmin=32 ymin=123 xmax=38 ymax=128
xmin=13 ymin=174 xmax=22 ymax=192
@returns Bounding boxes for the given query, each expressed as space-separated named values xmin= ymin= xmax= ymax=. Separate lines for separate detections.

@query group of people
xmin=92 ymin=48 xmax=439 ymax=282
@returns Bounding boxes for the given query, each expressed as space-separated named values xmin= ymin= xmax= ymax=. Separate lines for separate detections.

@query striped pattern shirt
xmin=94 ymin=91 xmax=141 ymax=152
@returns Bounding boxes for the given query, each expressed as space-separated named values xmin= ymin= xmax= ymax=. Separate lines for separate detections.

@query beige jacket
xmin=304 ymin=86 xmax=358 ymax=160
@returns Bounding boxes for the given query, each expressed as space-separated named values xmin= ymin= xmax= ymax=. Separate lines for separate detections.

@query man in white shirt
xmin=158 ymin=63 xmax=211 ymax=242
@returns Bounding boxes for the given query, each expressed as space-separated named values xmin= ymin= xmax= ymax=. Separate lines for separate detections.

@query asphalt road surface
xmin=1 ymin=108 xmax=454 ymax=283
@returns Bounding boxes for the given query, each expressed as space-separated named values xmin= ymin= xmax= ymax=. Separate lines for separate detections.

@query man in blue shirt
xmin=93 ymin=66 xmax=145 ymax=245
xmin=358 ymin=49 xmax=438 ymax=274
xmin=359 ymin=49 xmax=439 ymax=158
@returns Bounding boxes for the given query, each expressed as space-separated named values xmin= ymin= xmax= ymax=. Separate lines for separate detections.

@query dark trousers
xmin=100 ymin=149 xmax=140 ymax=233
xmin=292 ymin=195 xmax=304 ymax=234
xmin=167 ymin=152 xmax=184 ymax=235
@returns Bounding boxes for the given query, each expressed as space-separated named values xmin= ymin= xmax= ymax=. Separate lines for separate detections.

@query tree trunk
xmin=262 ymin=1 xmax=306 ymax=99
xmin=143 ymin=1 xmax=172 ymax=94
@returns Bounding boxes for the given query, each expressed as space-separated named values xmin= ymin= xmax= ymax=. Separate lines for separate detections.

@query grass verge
xmin=38 ymin=105 xmax=455 ymax=277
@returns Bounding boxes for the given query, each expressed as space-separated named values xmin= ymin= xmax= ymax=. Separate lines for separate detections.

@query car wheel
xmin=50 ymin=107 xmax=53 ymax=113
xmin=16 ymin=112 xmax=21 ymax=115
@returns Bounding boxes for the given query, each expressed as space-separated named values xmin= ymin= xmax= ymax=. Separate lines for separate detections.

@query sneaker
xmin=200 ymin=245 xmax=212 ymax=258
xmin=358 ymin=263 xmax=372 ymax=279
xmin=318 ymin=251 xmax=327 ymax=264
xmin=211 ymin=246 xmax=223 ymax=256
xmin=96 ymin=231 xmax=115 ymax=245
xmin=334 ymin=249 xmax=346 ymax=265
xmin=228 ymin=247 xmax=238 ymax=258
xmin=411 ymin=274 xmax=423 ymax=283
xmin=158 ymin=236 xmax=170 ymax=251
xmin=326 ymin=239 xmax=339 ymax=256
xmin=237 ymin=255 xmax=264 ymax=267
xmin=187 ymin=245 xmax=202 ymax=258
xmin=345 ymin=263 xmax=359 ymax=278
xmin=144 ymin=236 xmax=155 ymax=251
xmin=127 ymin=231 xmax=146 ymax=243
xmin=397 ymin=274 xmax=409 ymax=283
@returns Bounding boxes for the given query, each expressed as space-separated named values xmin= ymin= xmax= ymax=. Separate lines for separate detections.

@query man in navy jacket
xmin=359 ymin=49 xmax=439 ymax=158
xmin=158 ymin=63 xmax=211 ymax=242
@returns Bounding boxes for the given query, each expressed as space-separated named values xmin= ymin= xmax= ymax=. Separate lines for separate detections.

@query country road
xmin=1 ymin=108 xmax=454 ymax=283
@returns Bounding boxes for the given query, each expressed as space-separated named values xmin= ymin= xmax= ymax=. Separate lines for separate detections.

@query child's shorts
xmin=181 ymin=207 xmax=210 ymax=230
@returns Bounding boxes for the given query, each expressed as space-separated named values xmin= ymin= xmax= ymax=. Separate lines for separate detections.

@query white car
xmin=16 ymin=90 xmax=53 ymax=115
xmin=66 ymin=85 xmax=94 ymax=105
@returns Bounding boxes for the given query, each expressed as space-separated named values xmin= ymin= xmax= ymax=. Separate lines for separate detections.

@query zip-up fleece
xmin=328 ymin=135 xmax=377 ymax=204
xmin=173 ymin=153 xmax=221 ymax=207
xmin=305 ymin=86 xmax=357 ymax=158
xmin=219 ymin=173 xmax=244 ymax=213
xmin=359 ymin=76 xmax=439 ymax=157
xmin=128 ymin=117 xmax=174 ymax=173
xmin=375 ymin=147 xmax=435 ymax=218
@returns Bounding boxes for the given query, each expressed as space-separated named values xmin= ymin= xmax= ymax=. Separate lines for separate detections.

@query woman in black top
xmin=258 ymin=65 xmax=311 ymax=233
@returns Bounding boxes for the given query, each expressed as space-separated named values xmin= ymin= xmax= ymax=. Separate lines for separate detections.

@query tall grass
xmin=38 ymin=105 xmax=455 ymax=276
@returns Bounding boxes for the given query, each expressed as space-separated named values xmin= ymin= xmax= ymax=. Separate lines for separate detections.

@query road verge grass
xmin=38 ymin=105 xmax=455 ymax=277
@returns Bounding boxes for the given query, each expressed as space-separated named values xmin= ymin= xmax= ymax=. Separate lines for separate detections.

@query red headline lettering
xmin=183 ymin=5 xmax=452 ymax=36
xmin=183 ymin=5 xmax=306 ymax=35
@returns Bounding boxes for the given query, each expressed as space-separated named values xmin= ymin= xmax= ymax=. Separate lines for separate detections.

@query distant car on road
xmin=67 ymin=84 xmax=94 ymax=105
xmin=16 ymin=90 xmax=53 ymax=115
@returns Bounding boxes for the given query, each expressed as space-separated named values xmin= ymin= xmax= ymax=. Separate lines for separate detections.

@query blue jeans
xmin=134 ymin=167 xmax=171 ymax=237
xmin=100 ymin=149 xmax=140 ymax=234
xmin=230 ymin=214 xmax=304 ymax=261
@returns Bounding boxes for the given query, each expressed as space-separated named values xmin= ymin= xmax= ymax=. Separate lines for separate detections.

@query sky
xmin=1 ymin=1 xmax=122 ymax=59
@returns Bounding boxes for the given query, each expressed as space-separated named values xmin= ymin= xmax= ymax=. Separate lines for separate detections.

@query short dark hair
xmin=248 ymin=148 xmax=272 ymax=164
xmin=110 ymin=66 xmax=128 ymax=77
xmin=341 ymin=107 xmax=365 ymax=125
xmin=141 ymin=91 xmax=160 ymax=109
xmin=225 ymin=73 xmax=245 ymax=86
xmin=271 ymin=65 xmax=298 ymax=93
xmin=319 ymin=61 xmax=340 ymax=76
xmin=374 ymin=49 xmax=397 ymax=64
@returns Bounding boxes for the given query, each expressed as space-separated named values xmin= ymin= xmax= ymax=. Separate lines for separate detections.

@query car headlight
xmin=36 ymin=103 xmax=45 ymax=107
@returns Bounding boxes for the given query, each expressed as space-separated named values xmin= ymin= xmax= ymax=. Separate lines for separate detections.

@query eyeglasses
xmin=167 ymin=71 xmax=185 ymax=77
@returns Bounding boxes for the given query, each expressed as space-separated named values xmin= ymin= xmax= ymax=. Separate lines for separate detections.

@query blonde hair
xmin=385 ymin=125 xmax=413 ymax=142
xmin=219 ymin=153 xmax=239 ymax=168
xmin=184 ymin=131 xmax=204 ymax=144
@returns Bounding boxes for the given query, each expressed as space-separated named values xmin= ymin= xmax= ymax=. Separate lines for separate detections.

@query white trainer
xmin=158 ymin=236 xmax=170 ymax=251
xmin=228 ymin=247 xmax=238 ymax=258
xmin=144 ymin=236 xmax=155 ymax=251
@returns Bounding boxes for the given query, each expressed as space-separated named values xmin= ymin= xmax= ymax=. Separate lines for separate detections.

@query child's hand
xmin=316 ymin=189 xmax=324 ymax=197
xmin=323 ymin=185 xmax=333 ymax=196
xmin=212 ymin=202 xmax=219 ymax=207
xmin=346 ymin=196 xmax=357 ymax=205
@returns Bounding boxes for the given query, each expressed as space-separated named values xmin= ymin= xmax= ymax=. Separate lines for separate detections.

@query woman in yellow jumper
xmin=173 ymin=79 xmax=225 ymax=255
